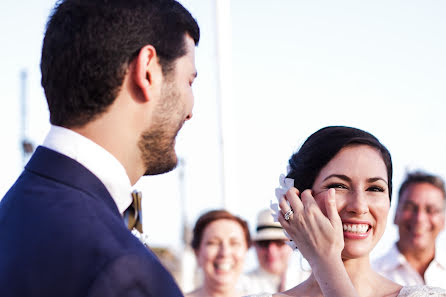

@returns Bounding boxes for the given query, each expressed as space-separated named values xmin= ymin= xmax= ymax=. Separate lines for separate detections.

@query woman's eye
xmin=327 ymin=183 xmax=347 ymax=190
xmin=367 ymin=186 xmax=384 ymax=192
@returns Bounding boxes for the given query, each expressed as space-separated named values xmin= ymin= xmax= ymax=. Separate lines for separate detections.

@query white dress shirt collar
xmin=42 ymin=125 xmax=132 ymax=214
xmin=379 ymin=243 xmax=446 ymax=271
xmin=434 ymin=244 xmax=446 ymax=269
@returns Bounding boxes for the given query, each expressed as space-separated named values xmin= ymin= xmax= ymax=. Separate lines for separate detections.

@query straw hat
xmin=252 ymin=209 xmax=288 ymax=241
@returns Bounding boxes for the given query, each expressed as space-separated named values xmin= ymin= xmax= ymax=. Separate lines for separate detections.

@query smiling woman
xmin=186 ymin=209 xmax=251 ymax=297
xmin=245 ymin=126 xmax=446 ymax=297
xmin=310 ymin=145 xmax=391 ymax=259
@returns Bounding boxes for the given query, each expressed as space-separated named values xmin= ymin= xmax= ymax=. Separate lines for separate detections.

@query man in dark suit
xmin=0 ymin=0 xmax=200 ymax=296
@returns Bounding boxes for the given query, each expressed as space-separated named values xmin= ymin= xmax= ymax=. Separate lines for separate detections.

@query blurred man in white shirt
xmin=373 ymin=171 xmax=446 ymax=288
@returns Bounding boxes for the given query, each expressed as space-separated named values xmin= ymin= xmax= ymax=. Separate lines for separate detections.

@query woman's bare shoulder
xmin=398 ymin=286 xmax=446 ymax=297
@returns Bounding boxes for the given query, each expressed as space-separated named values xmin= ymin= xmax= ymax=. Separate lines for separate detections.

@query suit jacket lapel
xmin=25 ymin=146 xmax=121 ymax=218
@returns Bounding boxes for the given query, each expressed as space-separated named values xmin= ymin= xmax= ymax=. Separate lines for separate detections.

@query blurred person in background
xmin=185 ymin=209 xmax=251 ymax=297
xmin=373 ymin=171 xmax=446 ymax=287
xmin=239 ymin=209 xmax=309 ymax=294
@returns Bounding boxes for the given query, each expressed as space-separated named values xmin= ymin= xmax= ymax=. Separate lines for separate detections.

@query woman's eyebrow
xmin=367 ymin=177 xmax=388 ymax=184
xmin=323 ymin=174 xmax=351 ymax=182
xmin=323 ymin=175 xmax=388 ymax=185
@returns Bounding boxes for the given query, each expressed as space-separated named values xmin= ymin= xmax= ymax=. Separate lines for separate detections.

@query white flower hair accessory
xmin=270 ymin=173 xmax=298 ymax=250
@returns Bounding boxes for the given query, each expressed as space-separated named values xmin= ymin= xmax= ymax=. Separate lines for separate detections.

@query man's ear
xmin=133 ymin=44 xmax=162 ymax=102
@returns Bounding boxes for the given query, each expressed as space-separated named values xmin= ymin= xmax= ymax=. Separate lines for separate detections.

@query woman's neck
xmin=344 ymin=257 xmax=401 ymax=297
xmin=200 ymin=281 xmax=239 ymax=297
xmin=343 ymin=257 xmax=375 ymax=287
xmin=303 ymin=257 xmax=380 ymax=297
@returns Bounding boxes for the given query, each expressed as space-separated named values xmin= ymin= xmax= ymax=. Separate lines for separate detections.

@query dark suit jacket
xmin=0 ymin=146 xmax=183 ymax=297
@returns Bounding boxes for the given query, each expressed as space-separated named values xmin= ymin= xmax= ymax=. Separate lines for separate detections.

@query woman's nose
xmin=218 ymin=243 xmax=230 ymax=256
xmin=345 ymin=190 xmax=369 ymax=215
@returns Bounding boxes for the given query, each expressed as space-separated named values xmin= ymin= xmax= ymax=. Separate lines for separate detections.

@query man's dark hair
xmin=398 ymin=171 xmax=446 ymax=204
xmin=41 ymin=0 xmax=200 ymax=127
xmin=287 ymin=126 xmax=393 ymax=200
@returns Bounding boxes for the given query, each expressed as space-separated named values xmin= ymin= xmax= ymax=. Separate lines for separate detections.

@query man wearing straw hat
xmin=239 ymin=209 xmax=310 ymax=294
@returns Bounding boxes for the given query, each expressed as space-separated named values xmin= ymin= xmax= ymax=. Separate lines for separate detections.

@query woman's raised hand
xmin=278 ymin=187 xmax=343 ymax=266
xmin=277 ymin=188 xmax=359 ymax=297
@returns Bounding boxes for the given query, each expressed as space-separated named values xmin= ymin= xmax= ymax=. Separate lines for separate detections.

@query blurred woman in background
xmin=186 ymin=209 xmax=251 ymax=297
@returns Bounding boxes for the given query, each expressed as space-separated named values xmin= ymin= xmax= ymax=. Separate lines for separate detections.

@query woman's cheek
xmin=316 ymin=200 xmax=327 ymax=216
xmin=315 ymin=192 xmax=330 ymax=216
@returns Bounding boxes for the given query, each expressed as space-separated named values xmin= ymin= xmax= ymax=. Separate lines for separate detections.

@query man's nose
xmin=266 ymin=242 xmax=281 ymax=253
xmin=412 ymin=207 xmax=429 ymax=223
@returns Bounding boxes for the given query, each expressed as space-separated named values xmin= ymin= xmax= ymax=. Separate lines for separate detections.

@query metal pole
xmin=213 ymin=0 xmax=233 ymax=209
xmin=20 ymin=70 xmax=27 ymax=165
xmin=178 ymin=157 xmax=190 ymax=246
xmin=20 ymin=69 xmax=34 ymax=165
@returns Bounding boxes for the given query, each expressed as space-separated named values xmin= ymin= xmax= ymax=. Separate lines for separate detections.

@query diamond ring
xmin=283 ymin=208 xmax=294 ymax=221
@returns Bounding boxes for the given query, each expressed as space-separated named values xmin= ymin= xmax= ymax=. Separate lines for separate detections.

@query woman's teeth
xmin=343 ymin=223 xmax=369 ymax=233
xmin=214 ymin=262 xmax=233 ymax=271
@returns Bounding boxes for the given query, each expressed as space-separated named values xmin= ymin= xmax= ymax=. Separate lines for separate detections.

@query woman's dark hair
xmin=191 ymin=209 xmax=252 ymax=251
xmin=286 ymin=126 xmax=393 ymax=200
xmin=41 ymin=0 xmax=200 ymax=128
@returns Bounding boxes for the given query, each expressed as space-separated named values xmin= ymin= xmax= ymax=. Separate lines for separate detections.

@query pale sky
xmin=1 ymin=0 xmax=445 ymax=266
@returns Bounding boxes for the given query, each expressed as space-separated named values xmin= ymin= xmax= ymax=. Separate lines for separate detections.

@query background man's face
xmin=254 ymin=240 xmax=292 ymax=275
xmin=394 ymin=183 xmax=445 ymax=252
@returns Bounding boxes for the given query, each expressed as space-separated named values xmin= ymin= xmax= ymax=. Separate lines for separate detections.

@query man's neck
xmin=70 ymin=104 xmax=144 ymax=185
xmin=397 ymin=241 xmax=435 ymax=277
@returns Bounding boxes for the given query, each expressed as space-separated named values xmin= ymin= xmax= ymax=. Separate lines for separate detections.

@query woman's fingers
xmin=281 ymin=188 xmax=322 ymax=223
xmin=300 ymin=189 xmax=320 ymax=215
xmin=324 ymin=188 xmax=341 ymax=227
xmin=278 ymin=187 xmax=345 ymax=270
xmin=285 ymin=188 xmax=302 ymax=213
xmin=279 ymin=187 xmax=301 ymax=219
xmin=319 ymin=188 xmax=344 ymax=252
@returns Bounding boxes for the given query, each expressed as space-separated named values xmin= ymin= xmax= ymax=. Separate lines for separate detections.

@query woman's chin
xmin=341 ymin=246 xmax=374 ymax=260
xmin=208 ymin=272 xmax=239 ymax=287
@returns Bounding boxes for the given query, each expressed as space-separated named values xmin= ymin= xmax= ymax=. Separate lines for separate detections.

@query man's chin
xmin=143 ymin=153 xmax=178 ymax=176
